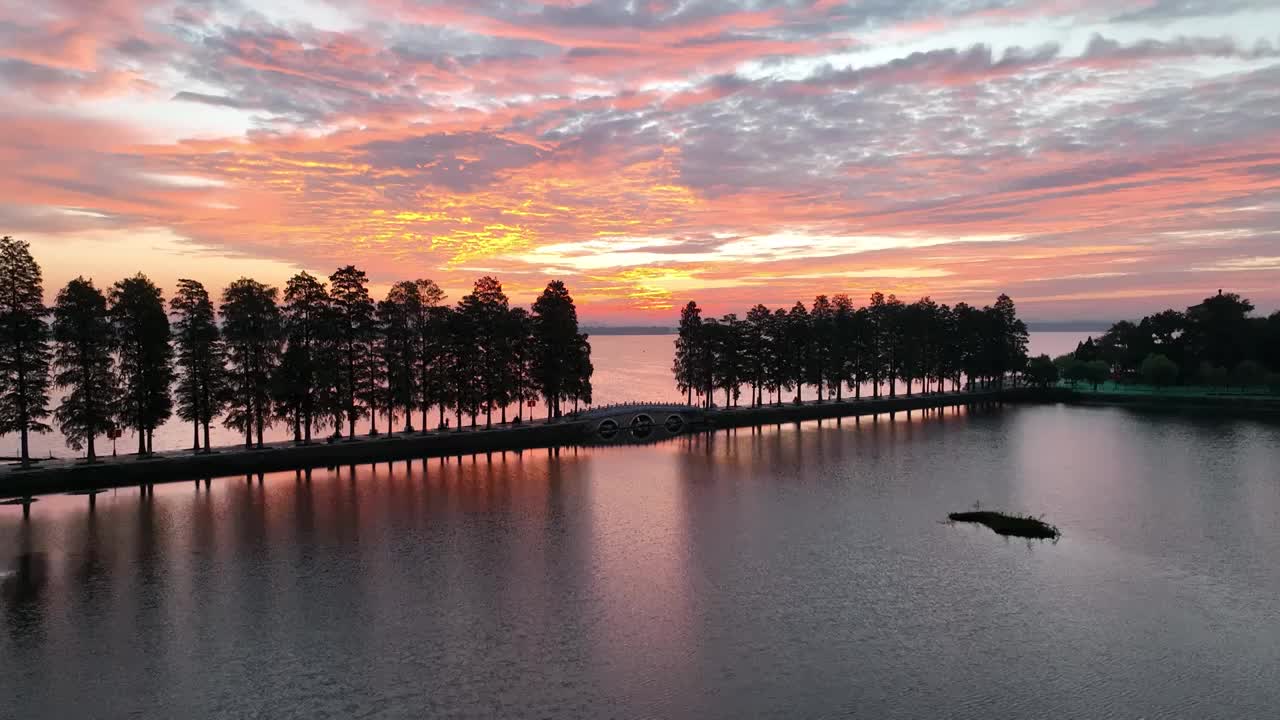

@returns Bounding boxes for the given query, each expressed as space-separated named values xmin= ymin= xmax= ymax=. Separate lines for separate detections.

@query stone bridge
xmin=572 ymin=402 xmax=709 ymax=444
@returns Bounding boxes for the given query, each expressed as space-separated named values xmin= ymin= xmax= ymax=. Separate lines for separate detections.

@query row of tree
xmin=672 ymin=293 xmax=1029 ymax=407
xmin=0 ymin=236 xmax=593 ymax=465
xmin=1053 ymin=291 xmax=1280 ymax=390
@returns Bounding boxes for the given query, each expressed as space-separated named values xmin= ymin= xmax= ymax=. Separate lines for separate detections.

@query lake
xmin=5 ymin=332 xmax=1280 ymax=718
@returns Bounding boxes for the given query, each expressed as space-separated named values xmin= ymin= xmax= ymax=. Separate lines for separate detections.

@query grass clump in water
xmin=948 ymin=508 xmax=1060 ymax=540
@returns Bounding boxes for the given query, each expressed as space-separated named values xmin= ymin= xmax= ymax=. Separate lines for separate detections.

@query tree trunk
xmin=20 ymin=427 xmax=29 ymax=468
xmin=87 ymin=435 xmax=96 ymax=462
xmin=192 ymin=420 xmax=200 ymax=452
xmin=203 ymin=421 xmax=211 ymax=453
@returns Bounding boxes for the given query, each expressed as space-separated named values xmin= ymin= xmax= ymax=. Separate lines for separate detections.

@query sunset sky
xmin=3 ymin=0 xmax=1278 ymax=322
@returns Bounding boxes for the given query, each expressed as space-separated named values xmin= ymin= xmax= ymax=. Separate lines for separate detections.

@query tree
xmin=1054 ymin=354 xmax=1084 ymax=388
xmin=1024 ymin=354 xmax=1058 ymax=388
xmin=1234 ymin=359 xmax=1265 ymax=390
xmin=710 ymin=314 xmax=746 ymax=407
xmin=221 ymin=279 xmax=282 ymax=448
xmin=109 ymin=274 xmax=174 ymax=455
xmin=744 ymin=304 xmax=772 ymax=406
xmin=532 ymin=280 xmax=584 ymax=420
xmin=506 ymin=307 xmax=538 ymax=421
xmin=445 ymin=301 xmax=481 ymax=428
xmin=673 ymin=301 xmax=703 ymax=406
xmin=52 ymin=278 xmax=118 ymax=461
xmin=1140 ymin=353 xmax=1179 ymax=388
xmin=0 ymin=236 xmax=52 ymax=466
xmin=784 ymin=302 xmax=810 ymax=403
xmin=171 ymin=279 xmax=226 ymax=452
xmin=421 ymin=302 xmax=452 ymax=430
xmin=378 ymin=281 xmax=424 ymax=432
xmin=458 ymin=276 xmax=511 ymax=427
xmin=329 ymin=266 xmax=376 ymax=436
xmin=1184 ymin=291 xmax=1254 ymax=371
xmin=1082 ymin=360 xmax=1110 ymax=391
xmin=988 ymin=294 xmax=1028 ymax=388
xmin=569 ymin=331 xmax=594 ymax=413
xmin=411 ymin=280 xmax=446 ymax=431
xmin=828 ymin=295 xmax=855 ymax=400
xmin=808 ymin=295 xmax=834 ymax=401
xmin=275 ymin=272 xmax=332 ymax=443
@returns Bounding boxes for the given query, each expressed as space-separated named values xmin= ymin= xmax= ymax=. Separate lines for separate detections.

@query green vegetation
xmin=1058 ymin=291 xmax=1280 ymax=395
xmin=949 ymin=510 xmax=1060 ymax=540
xmin=1024 ymin=354 xmax=1058 ymax=388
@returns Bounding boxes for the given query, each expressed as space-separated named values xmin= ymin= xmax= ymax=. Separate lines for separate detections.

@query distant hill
xmin=582 ymin=325 xmax=675 ymax=335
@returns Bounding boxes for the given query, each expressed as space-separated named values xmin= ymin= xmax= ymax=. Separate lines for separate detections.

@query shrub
xmin=1266 ymin=372 xmax=1280 ymax=395
xmin=1234 ymin=359 xmax=1266 ymax=390
xmin=1140 ymin=353 xmax=1179 ymax=388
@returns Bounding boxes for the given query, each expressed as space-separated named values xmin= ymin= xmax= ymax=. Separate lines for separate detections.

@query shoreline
xmin=2 ymin=387 xmax=1276 ymax=501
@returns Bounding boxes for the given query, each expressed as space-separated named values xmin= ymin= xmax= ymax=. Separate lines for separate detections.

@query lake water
xmin=3 ymin=334 xmax=1280 ymax=717
xmin=5 ymin=332 xmax=1093 ymax=458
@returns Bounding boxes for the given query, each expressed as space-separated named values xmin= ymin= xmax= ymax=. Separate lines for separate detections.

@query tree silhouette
xmin=505 ymin=307 xmax=538 ymax=421
xmin=671 ymin=292 xmax=1034 ymax=402
xmin=768 ymin=307 xmax=791 ymax=404
xmin=1067 ymin=290 xmax=1276 ymax=391
xmin=1140 ymin=353 xmax=1179 ymax=388
xmin=407 ymin=279 xmax=446 ymax=431
xmin=0 ymin=236 xmax=52 ymax=466
xmin=329 ymin=266 xmax=376 ymax=437
xmin=221 ymin=278 xmax=282 ymax=449
xmin=709 ymin=314 xmax=745 ymax=407
xmin=378 ymin=281 xmax=425 ymax=433
xmin=568 ymin=330 xmax=594 ymax=414
xmin=1024 ymin=355 xmax=1058 ymax=388
xmin=743 ymin=305 xmax=771 ymax=406
xmin=171 ymin=279 xmax=226 ymax=452
xmin=778 ymin=302 xmax=809 ymax=403
xmin=420 ymin=299 xmax=451 ymax=430
xmin=828 ymin=295 xmax=855 ymax=401
xmin=532 ymin=280 xmax=584 ymax=420
xmin=52 ymin=278 xmax=118 ymax=462
xmin=109 ymin=274 xmax=174 ymax=455
xmin=673 ymin=301 xmax=703 ymax=406
xmin=276 ymin=272 xmax=331 ymax=443
xmin=457 ymin=276 xmax=511 ymax=428
xmin=445 ymin=300 xmax=481 ymax=428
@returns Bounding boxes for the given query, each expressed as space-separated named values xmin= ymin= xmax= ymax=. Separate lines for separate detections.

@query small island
xmin=948 ymin=510 xmax=1060 ymax=540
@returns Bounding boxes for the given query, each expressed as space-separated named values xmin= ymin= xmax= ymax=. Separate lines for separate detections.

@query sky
xmin=2 ymin=0 xmax=1279 ymax=323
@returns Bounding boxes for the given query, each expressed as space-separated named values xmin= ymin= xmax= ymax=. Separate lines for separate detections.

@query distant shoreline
xmin=583 ymin=323 xmax=1111 ymax=335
